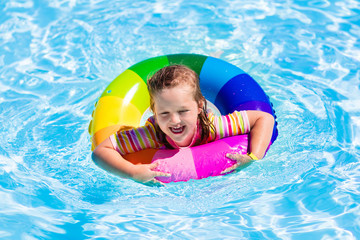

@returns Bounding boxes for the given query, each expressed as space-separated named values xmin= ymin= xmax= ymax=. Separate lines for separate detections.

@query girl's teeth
xmin=171 ymin=127 xmax=183 ymax=133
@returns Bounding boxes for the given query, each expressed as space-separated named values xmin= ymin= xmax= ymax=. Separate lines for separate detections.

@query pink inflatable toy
xmin=153 ymin=135 xmax=248 ymax=183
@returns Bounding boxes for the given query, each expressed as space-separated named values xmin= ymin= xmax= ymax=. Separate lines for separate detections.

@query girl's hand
xmin=221 ymin=153 xmax=253 ymax=174
xmin=132 ymin=162 xmax=171 ymax=186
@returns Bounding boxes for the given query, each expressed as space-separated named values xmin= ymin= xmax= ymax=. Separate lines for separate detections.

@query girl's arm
xmin=245 ymin=110 xmax=275 ymax=159
xmin=222 ymin=110 xmax=274 ymax=173
xmin=92 ymin=137 xmax=170 ymax=184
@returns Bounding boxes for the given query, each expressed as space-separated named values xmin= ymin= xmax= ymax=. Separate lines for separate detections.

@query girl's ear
xmin=198 ymin=99 xmax=205 ymax=114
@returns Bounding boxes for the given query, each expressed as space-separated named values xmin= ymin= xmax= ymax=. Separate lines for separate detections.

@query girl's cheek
xmin=159 ymin=115 xmax=169 ymax=123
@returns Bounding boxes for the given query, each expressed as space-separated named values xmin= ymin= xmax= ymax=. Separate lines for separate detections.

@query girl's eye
xmin=179 ymin=110 xmax=189 ymax=114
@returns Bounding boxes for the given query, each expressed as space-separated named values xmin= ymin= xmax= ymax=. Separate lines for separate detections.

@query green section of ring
xmin=99 ymin=69 xmax=149 ymax=113
xmin=167 ymin=54 xmax=208 ymax=76
xmin=129 ymin=55 xmax=169 ymax=82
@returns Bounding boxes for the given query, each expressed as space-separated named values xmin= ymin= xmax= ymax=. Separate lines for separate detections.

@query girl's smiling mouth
xmin=170 ymin=126 xmax=185 ymax=134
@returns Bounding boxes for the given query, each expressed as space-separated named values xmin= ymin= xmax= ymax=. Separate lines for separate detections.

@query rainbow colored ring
xmin=89 ymin=53 xmax=278 ymax=182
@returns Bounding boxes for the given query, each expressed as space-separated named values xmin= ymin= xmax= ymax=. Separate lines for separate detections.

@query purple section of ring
xmin=234 ymin=101 xmax=278 ymax=143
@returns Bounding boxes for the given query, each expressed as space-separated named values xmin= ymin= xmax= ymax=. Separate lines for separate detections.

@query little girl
xmin=92 ymin=65 xmax=274 ymax=185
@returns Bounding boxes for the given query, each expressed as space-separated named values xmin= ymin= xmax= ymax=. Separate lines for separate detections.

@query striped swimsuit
xmin=110 ymin=111 xmax=250 ymax=155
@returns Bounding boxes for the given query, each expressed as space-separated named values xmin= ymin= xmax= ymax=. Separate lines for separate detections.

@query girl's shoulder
xmin=145 ymin=115 xmax=156 ymax=125
xmin=206 ymin=110 xmax=247 ymax=120
xmin=116 ymin=115 xmax=157 ymax=136
xmin=207 ymin=110 xmax=250 ymax=134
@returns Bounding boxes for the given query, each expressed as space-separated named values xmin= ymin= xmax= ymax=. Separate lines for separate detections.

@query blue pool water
xmin=1 ymin=0 xmax=360 ymax=239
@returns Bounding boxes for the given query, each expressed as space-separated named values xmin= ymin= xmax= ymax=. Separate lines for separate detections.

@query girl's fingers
xmin=153 ymin=171 xmax=171 ymax=178
xmin=149 ymin=162 xmax=171 ymax=177
xmin=221 ymin=163 xmax=240 ymax=174
xmin=145 ymin=178 xmax=167 ymax=187
xmin=222 ymin=154 xmax=254 ymax=174
xmin=153 ymin=179 xmax=166 ymax=187
xmin=226 ymin=153 xmax=235 ymax=160
xmin=149 ymin=161 xmax=160 ymax=169
xmin=226 ymin=153 xmax=245 ymax=161
xmin=226 ymin=153 xmax=251 ymax=163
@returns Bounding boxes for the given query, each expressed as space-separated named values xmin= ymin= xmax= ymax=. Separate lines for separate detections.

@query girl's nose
xmin=170 ymin=113 xmax=181 ymax=124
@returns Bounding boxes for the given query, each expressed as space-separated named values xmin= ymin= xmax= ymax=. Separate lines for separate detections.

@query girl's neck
xmin=166 ymin=122 xmax=200 ymax=149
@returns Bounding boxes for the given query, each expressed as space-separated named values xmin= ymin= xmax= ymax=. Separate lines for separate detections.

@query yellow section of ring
xmin=89 ymin=69 xmax=151 ymax=150
xmin=92 ymin=96 xmax=142 ymax=133
xmin=100 ymin=69 xmax=150 ymax=114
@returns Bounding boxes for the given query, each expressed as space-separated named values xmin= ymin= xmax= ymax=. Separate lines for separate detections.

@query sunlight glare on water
xmin=0 ymin=0 xmax=360 ymax=239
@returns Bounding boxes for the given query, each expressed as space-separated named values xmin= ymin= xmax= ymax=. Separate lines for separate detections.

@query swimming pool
xmin=1 ymin=0 xmax=359 ymax=239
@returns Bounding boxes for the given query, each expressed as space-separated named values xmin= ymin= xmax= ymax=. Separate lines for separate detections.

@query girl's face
xmin=153 ymin=84 xmax=202 ymax=147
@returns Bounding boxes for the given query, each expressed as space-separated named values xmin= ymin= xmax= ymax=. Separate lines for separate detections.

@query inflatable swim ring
xmin=89 ymin=53 xmax=278 ymax=183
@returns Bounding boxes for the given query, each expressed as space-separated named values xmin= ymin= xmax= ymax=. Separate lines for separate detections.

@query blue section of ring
xmin=213 ymin=72 xmax=278 ymax=143
xmin=199 ymin=57 xmax=245 ymax=103
xmin=214 ymin=74 xmax=273 ymax=115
